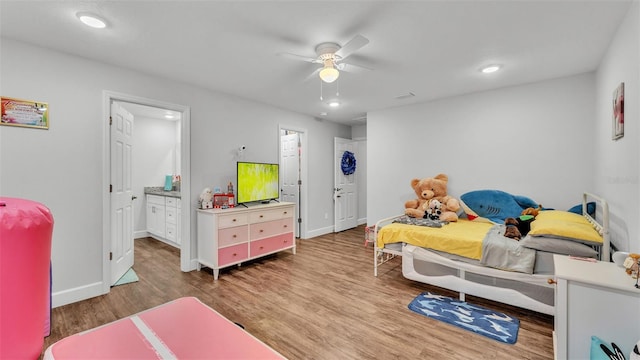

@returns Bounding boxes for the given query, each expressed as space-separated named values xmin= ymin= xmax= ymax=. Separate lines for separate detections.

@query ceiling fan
xmin=279 ymin=34 xmax=371 ymax=83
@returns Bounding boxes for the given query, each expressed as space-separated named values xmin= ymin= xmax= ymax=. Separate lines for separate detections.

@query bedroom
xmin=0 ymin=0 xmax=639 ymax=358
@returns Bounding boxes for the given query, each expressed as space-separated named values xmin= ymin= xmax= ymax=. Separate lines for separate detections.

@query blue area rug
xmin=408 ymin=292 xmax=519 ymax=344
xmin=113 ymin=268 xmax=139 ymax=286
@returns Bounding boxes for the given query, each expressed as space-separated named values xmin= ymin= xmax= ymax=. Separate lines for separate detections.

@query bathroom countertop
xmin=144 ymin=186 xmax=181 ymax=198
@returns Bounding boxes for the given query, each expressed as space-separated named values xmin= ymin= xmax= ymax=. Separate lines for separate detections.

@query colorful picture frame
xmin=1 ymin=96 xmax=49 ymax=129
xmin=612 ymin=83 xmax=624 ymax=140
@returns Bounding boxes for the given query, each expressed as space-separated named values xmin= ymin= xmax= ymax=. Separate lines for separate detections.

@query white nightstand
xmin=554 ymin=254 xmax=640 ymax=359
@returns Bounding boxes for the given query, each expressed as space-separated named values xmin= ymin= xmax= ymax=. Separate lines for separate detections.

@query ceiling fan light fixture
xmin=319 ymin=59 xmax=339 ymax=83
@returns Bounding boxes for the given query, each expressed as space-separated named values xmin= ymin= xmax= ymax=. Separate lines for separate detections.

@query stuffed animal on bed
xmin=423 ymin=199 xmax=443 ymax=220
xmin=405 ymin=174 xmax=460 ymax=222
xmin=503 ymin=217 xmax=522 ymax=240
xmin=459 ymin=189 xmax=539 ymax=224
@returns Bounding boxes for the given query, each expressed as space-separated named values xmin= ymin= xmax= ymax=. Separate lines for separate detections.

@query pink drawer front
xmin=218 ymin=243 xmax=248 ymax=267
xmin=250 ymin=233 xmax=294 ymax=258
xmin=218 ymin=225 xmax=248 ymax=247
xmin=250 ymin=218 xmax=292 ymax=240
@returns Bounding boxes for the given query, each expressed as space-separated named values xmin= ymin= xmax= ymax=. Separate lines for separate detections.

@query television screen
xmin=237 ymin=162 xmax=280 ymax=204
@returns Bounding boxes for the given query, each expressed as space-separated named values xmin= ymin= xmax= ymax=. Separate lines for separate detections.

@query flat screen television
xmin=236 ymin=161 xmax=280 ymax=204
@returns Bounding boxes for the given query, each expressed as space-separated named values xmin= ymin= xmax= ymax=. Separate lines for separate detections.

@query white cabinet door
xmin=146 ymin=202 xmax=165 ymax=238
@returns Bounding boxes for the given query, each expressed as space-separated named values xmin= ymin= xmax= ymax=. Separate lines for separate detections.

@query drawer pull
xmin=233 ymin=253 xmax=237 ymax=257
xmin=284 ymin=240 xmax=288 ymax=243
xmin=232 ymin=234 xmax=237 ymax=238
xmin=259 ymin=246 xmax=264 ymax=250
xmin=284 ymin=225 xmax=288 ymax=228
xmin=547 ymin=278 xmax=556 ymax=285
xmin=232 ymin=218 xmax=237 ymax=222
xmin=283 ymin=211 xmax=288 ymax=214
xmin=260 ymin=229 xmax=264 ymax=233
xmin=259 ymin=215 xmax=264 ymax=218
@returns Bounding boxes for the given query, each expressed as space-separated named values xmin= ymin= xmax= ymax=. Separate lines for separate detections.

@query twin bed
xmin=373 ymin=192 xmax=610 ymax=315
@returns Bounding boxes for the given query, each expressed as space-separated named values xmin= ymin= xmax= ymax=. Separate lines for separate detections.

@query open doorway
xmin=279 ymin=126 xmax=308 ymax=239
xmin=102 ymin=91 xmax=191 ymax=293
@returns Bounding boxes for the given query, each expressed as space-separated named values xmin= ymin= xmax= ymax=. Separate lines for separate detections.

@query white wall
xmin=0 ymin=38 xmax=351 ymax=307
xmin=132 ymin=116 xmax=178 ymax=235
xmin=595 ymin=0 xmax=639 ymax=252
xmin=368 ymin=73 xmax=596 ymax=225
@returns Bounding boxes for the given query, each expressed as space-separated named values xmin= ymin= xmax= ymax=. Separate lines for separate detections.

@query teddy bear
xmin=199 ymin=187 xmax=214 ymax=209
xmin=503 ymin=217 xmax=522 ymax=240
xmin=405 ymin=173 xmax=460 ymax=222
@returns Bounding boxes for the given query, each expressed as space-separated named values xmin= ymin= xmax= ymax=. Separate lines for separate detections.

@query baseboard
xmin=304 ymin=225 xmax=335 ymax=239
xmin=134 ymin=230 xmax=149 ymax=239
xmin=52 ymin=281 xmax=106 ymax=308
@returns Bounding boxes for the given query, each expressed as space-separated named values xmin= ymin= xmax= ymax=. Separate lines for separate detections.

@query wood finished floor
xmin=42 ymin=225 xmax=554 ymax=359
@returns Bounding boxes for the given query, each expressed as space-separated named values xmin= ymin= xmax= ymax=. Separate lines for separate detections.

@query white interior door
xmin=280 ymin=132 xmax=300 ymax=237
xmin=110 ymin=102 xmax=134 ymax=284
xmin=334 ymin=137 xmax=358 ymax=232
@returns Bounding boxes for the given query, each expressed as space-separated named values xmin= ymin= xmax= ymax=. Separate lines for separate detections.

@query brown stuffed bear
xmin=404 ymin=174 xmax=460 ymax=222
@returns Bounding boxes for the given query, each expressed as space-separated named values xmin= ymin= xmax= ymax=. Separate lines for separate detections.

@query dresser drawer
xmin=166 ymin=207 xmax=177 ymax=224
xmin=249 ymin=207 xmax=293 ymax=223
xmin=249 ymin=218 xmax=292 ymax=240
xmin=250 ymin=233 xmax=294 ymax=257
xmin=218 ymin=213 xmax=248 ymax=229
xmin=218 ymin=243 xmax=249 ymax=267
xmin=218 ymin=225 xmax=248 ymax=247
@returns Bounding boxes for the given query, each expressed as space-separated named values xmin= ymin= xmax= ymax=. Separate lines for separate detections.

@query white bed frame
xmin=373 ymin=192 xmax=610 ymax=315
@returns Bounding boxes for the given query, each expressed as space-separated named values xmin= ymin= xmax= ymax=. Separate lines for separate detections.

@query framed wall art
xmin=1 ymin=96 xmax=49 ymax=129
xmin=612 ymin=83 xmax=624 ymax=140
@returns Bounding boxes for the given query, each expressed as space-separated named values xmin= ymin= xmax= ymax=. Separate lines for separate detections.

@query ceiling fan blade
xmin=337 ymin=62 xmax=373 ymax=73
xmin=335 ymin=34 xmax=369 ymax=60
xmin=303 ymin=68 xmax=321 ymax=82
xmin=277 ymin=52 xmax=320 ymax=63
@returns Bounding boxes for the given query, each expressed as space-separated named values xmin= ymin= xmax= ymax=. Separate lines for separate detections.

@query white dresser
xmin=197 ymin=202 xmax=296 ymax=280
xmin=554 ymin=254 xmax=640 ymax=359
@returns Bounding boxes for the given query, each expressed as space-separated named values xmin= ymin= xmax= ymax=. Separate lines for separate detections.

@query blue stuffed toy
xmin=460 ymin=189 xmax=539 ymax=224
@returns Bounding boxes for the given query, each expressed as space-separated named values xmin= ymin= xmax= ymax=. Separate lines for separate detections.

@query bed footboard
xmin=373 ymin=214 xmax=404 ymax=277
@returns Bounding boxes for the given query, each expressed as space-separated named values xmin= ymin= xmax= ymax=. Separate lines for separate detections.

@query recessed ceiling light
xmin=164 ymin=114 xmax=175 ymax=119
xmin=77 ymin=12 xmax=107 ymax=29
xmin=480 ymin=65 xmax=501 ymax=74
xmin=328 ymin=101 xmax=340 ymax=108
xmin=319 ymin=112 xmax=328 ymax=116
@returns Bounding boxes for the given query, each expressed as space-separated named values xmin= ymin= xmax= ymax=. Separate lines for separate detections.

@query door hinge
xmin=298 ymin=180 xmax=302 ymax=185
xmin=109 ymin=116 xmax=112 ymax=126
xmin=298 ymin=218 xmax=302 ymax=224
xmin=109 ymin=252 xmax=113 ymax=261
xmin=109 ymin=184 xmax=112 ymax=193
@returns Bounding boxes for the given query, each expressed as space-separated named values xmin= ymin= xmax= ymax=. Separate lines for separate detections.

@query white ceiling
xmin=1 ymin=1 xmax=633 ymax=125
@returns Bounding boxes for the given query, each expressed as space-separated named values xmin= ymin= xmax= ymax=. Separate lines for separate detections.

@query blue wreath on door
xmin=341 ymin=151 xmax=356 ymax=175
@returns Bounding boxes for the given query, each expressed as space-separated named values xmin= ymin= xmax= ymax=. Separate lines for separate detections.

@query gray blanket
xmin=480 ymin=225 xmax=536 ymax=274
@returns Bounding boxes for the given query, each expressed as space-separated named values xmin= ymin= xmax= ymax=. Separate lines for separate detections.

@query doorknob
xmin=132 ymin=196 xmax=138 ymax=200
xmin=334 ymin=188 xmax=342 ymax=192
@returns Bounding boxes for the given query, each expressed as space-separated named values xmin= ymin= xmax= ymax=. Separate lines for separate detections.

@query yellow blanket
xmin=376 ymin=219 xmax=494 ymax=260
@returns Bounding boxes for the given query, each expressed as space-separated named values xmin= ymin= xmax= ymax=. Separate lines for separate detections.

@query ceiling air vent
xmin=394 ymin=92 xmax=415 ymax=100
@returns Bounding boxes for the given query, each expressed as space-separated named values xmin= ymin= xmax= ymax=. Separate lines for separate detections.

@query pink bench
xmin=44 ymin=297 xmax=286 ymax=359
